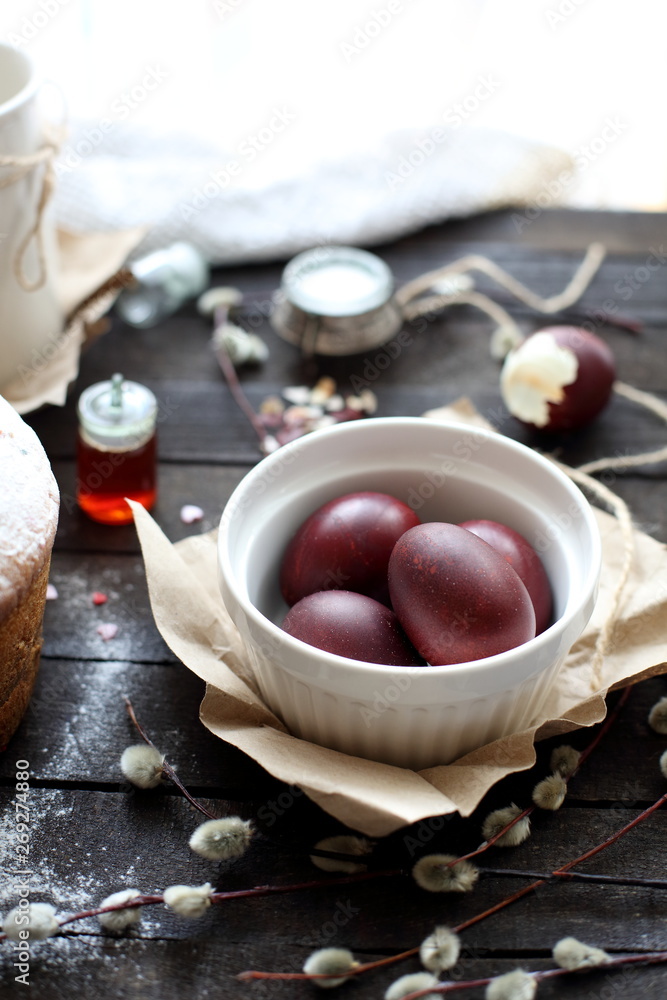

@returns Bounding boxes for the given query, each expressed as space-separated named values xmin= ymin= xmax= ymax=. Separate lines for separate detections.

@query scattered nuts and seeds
xmin=259 ymin=378 xmax=377 ymax=447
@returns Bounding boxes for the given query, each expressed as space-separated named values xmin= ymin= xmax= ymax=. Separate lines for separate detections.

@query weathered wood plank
xmin=5 ymin=210 xmax=667 ymax=1000
xmin=50 ymin=462 xmax=243 ymax=553
xmin=48 ymin=450 xmax=667 ymax=561
xmin=1 ymin=789 xmax=665 ymax=951
xmin=27 ymin=376 xmax=667 ymax=469
xmin=1 ymin=658 xmax=664 ymax=809
xmin=2 ymin=937 xmax=664 ymax=1000
xmin=0 ymin=788 xmax=665 ymax=1000
xmin=400 ymin=207 xmax=667 ymax=253
xmin=24 ymin=232 xmax=667 ymax=466
xmin=0 ymin=659 xmax=275 ymax=794
xmin=42 ymin=552 xmax=174 ymax=664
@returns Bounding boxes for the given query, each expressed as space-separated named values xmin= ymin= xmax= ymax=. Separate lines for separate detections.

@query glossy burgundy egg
xmin=279 ymin=491 xmax=421 ymax=607
xmin=281 ymin=590 xmax=425 ymax=665
xmin=458 ymin=519 xmax=553 ymax=634
xmin=388 ymin=522 xmax=536 ymax=665
xmin=501 ymin=326 xmax=616 ymax=432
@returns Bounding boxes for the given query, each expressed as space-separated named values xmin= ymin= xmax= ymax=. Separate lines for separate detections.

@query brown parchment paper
xmin=3 ymin=227 xmax=145 ymax=414
xmin=130 ymin=404 xmax=667 ymax=837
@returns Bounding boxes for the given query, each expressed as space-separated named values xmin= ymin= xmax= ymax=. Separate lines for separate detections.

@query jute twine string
xmin=578 ymin=381 xmax=667 ymax=475
xmin=553 ymin=454 xmax=635 ymax=692
xmin=396 ymin=241 xmax=607 ymax=357
xmin=396 ymin=245 xmax=667 ymax=693
xmin=564 ymin=380 xmax=667 ymax=691
xmin=0 ymin=132 xmax=60 ymax=292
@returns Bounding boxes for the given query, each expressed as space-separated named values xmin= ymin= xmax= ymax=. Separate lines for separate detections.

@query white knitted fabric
xmin=53 ymin=120 xmax=571 ymax=264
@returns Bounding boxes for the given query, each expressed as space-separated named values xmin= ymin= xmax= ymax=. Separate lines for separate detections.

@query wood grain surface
xmin=1 ymin=208 xmax=666 ymax=998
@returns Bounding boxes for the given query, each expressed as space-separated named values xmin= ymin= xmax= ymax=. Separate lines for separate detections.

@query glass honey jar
xmin=76 ymin=373 xmax=158 ymax=525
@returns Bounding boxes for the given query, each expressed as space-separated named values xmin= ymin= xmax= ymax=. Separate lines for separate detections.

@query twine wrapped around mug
xmin=0 ymin=131 xmax=60 ymax=292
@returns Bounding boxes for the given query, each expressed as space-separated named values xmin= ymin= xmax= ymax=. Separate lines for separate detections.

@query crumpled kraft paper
xmin=3 ymin=227 xmax=144 ymax=414
xmin=130 ymin=404 xmax=667 ymax=837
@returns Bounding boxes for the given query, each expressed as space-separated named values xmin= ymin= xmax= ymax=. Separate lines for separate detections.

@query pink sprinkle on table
xmin=92 ymin=591 xmax=108 ymax=605
xmin=96 ymin=623 xmax=118 ymax=641
xmin=180 ymin=504 xmax=204 ymax=524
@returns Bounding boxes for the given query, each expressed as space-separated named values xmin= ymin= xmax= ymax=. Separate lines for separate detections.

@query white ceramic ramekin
xmin=217 ymin=417 xmax=601 ymax=770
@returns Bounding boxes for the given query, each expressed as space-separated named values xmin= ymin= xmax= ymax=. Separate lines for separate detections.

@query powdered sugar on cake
xmin=0 ymin=394 xmax=59 ymax=617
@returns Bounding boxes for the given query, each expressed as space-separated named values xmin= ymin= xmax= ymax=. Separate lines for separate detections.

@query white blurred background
xmin=2 ymin=0 xmax=665 ymax=217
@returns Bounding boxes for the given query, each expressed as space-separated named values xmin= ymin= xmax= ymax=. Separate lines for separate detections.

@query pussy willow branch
xmin=454 ymin=788 xmax=667 ymax=937
xmin=238 ymin=788 xmax=667 ymax=985
xmin=402 ymin=950 xmax=667 ymax=999
xmin=124 ymin=697 xmax=217 ymax=820
xmin=444 ymin=683 xmax=631 ymax=865
xmin=2 ymin=694 xmax=656 ymax=953
xmin=123 ymin=684 xmax=633 ymax=875
xmin=481 ymin=866 xmax=667 ymax=890
xmin=212 ymin=304 xmax=271 ymax=451
xmin=123 ymin=698 xmax=393 ymax=866
xmin=237 ymin=687 xmax=643 ymax=986
xmin=453 ymin=684 xmax=632 ymax=867
xmin=0 ymin=872 xmax=402 ymax=943
xmin=3 ymin=858 xmax=662 ymax=948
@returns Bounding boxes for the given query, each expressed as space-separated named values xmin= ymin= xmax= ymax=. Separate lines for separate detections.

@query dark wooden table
xmin=2 ymin=208 xmax=667 ymax=998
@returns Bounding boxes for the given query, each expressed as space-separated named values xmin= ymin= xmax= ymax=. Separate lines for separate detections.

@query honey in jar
xmin=76 ymin=373 xmax=158 ymax=525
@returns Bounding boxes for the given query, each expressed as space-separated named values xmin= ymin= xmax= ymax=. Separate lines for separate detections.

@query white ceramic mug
xmin=0 ymin=43 xmax=62 ymax=396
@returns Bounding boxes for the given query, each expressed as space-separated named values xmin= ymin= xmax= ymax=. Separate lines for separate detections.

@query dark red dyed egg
xmin=501 ymin=326 xmax=616 ymax=432
xmin=279 ymin=491 xmax=421 ymax=607
xmin=388 ymin=522 xmax=536 ymax=665
xmin=281 ymin=590 xmax=425 ymax=665
xmin=459 ymin=519 xmax=553 ymax=634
